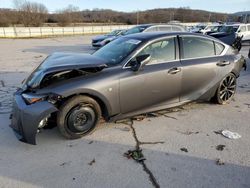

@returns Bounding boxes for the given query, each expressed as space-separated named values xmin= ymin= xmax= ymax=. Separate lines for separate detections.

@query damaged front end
xmin=10 ymin=52 xmax=108 ymax=145
xmin=10 ymin=89 xmax=59 ymax=145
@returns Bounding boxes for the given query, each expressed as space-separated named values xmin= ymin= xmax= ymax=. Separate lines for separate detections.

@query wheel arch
xmin=60 ymin=92 xmax=111 ymax=120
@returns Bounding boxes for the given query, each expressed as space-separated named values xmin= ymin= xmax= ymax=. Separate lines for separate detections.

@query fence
xmin=0 ymin=23 xmax=204 ymax=38
xmin=0 ymin=25 xmax=135 ymax=38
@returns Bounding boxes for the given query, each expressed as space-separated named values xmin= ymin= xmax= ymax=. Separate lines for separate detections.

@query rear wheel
xmin=57 ymin=96 xmax=101 ymax=139
xmin=215 ymin=73 xmax=237 ymax=104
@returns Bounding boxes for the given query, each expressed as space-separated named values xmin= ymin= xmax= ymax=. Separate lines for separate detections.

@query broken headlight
xmin=22 ymin=93 xmax=61 ymax=105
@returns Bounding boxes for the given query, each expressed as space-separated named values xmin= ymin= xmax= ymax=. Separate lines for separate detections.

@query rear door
xmin=179 ymin=36 xmax=228 ymax=102
xmin=119 ymin=37 xmax=182 ymax=114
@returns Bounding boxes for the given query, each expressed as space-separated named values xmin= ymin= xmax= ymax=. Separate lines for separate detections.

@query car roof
xmin=122 ymin=32 xmax=219 ymax=42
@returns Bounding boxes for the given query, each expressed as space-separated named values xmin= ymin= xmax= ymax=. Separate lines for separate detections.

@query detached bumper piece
xmin=10 ymin=93 xmax=58 ymax=145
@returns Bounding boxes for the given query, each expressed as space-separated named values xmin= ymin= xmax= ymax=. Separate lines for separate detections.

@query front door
xmin=119 ymin=37 xmax=182 ymax=114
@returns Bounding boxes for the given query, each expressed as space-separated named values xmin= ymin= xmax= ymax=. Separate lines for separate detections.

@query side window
xmin=144 ymin=27 xmax=158 ymax=32
xmin=214 ymin=42 xmax=225 ymax=55
xmin=125 ymin=27 xmax=141 ymax=35
xmin=182 ymin=36 xmax=215 ymax=59
xmin=137 ymin=38 xmax=176 ymax=64
xmin=240 ymin=26 xmax=247 ymax=32
xmin=158 ymin=26 xmax=172 ymax=32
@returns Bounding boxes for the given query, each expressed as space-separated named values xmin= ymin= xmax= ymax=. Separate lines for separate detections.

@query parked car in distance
xmin=233 ymin=24 xmax=250 ymax=42
xmin=92 ymin=29 xmax=124 ymax=47
xmin=10 ymin=32 xmax=246 ymax=145
xmin=208 ymin=25 xmax=240 ymax=47
xmin=189 ymin=23 xmax=207 ymax=33
xmin=122 ymin=24 xmax=186 ymax=35
xmin=200 ymin=24 xmax=222 ymax=35
xmin=92 ymin=24 xmax=186 ymax=48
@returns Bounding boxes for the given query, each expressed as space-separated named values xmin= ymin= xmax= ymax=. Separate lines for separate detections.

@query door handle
xmin=216 ymin=61 xmax=230 ymax=67
xmin=168 ymin=67 xmax=181 ymax=74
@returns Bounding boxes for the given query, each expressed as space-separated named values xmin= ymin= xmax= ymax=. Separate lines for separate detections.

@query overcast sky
xmin=0 ymin=0 xmax=249 ymax=13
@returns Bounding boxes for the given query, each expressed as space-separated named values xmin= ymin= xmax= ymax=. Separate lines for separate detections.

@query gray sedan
xmin=10 ymin=32 xmax=246 ymax=144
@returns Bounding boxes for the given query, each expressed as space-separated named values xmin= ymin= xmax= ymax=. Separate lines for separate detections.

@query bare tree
xmin=13 ymin=0 xmax=48 ymax=26
xmin=56 ymin=5 xmax=81 ymax=26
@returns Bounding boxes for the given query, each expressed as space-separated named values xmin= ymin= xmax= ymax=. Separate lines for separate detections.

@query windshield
xmin=233 ymin=26 xmax=239 ymax=32
xmin=205 ymin=25 xmax=217 ymax=30
xmin=123 ymin=26 xmax=148 ymax=35
xmin=218 ymin=26 xmax=236 ymax=33
xmin=93 ymin=37 xmax=142 ymax=65
xmin=108 ymin=30 xmax=121 ymax=36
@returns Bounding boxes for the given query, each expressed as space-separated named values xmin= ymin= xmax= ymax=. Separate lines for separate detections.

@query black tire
xmin=215 ymin=73 xmax=237 ymax=105
xmin=57 ymin=96 xmax=101 ymax=139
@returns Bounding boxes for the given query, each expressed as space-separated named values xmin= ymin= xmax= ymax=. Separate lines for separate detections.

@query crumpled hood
xmin=24 ymin=52 xmax=108 ymax=89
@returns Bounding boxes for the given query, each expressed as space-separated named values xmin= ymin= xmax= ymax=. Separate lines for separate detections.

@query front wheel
xmin=215 ymin=73 xmax=237 ymax=104
xmin=57 ymin=96 xmax=101 ymax=139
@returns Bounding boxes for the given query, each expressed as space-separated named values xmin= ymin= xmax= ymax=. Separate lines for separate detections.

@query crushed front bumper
xmin=10 ymin=92 xmax=58 ymax=145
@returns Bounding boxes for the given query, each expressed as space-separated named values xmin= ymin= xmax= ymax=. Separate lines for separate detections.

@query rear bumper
xmin=10 ymin=92 xmax=58 ymax=145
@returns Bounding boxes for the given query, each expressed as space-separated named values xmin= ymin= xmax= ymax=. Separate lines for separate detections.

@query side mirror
xmin=130 ymin=54 xmax=151 ymax=72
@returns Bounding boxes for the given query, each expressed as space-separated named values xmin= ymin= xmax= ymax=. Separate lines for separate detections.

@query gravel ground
xmin=0 ymin=36 xmax=250 ymax=188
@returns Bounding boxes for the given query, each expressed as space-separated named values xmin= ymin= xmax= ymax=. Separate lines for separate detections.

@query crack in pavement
xmin=125 ymin=119 xmax=161 ymax=188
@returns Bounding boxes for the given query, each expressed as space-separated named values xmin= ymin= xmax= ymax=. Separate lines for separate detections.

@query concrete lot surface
xmin=0 ymin=36 xmax=250 ymax=188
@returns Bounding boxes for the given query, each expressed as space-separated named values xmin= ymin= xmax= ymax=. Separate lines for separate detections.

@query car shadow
xmin=0 ymin=114 xmax=250 ymax=188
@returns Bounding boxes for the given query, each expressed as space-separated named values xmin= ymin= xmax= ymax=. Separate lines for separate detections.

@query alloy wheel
xmin=219 ymin=74 xmax=236 ymax=103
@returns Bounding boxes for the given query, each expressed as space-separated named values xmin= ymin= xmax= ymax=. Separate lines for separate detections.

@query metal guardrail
xmin=0 ymin=25 xmax=135 ymax=38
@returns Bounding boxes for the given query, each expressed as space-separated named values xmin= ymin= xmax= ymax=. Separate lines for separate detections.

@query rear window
xmin=248 ymin=25 xmax=250 ymax=31
xmin=214 ymin=42 xmax=225 ymax=55
xmin=182 ymin=36 xmax=215 ymax=59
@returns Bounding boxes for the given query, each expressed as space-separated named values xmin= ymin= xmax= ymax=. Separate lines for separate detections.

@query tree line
xmin=0 ymin=1 xmax=235 ymax=27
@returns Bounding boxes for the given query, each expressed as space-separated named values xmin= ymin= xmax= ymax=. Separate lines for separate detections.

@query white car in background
xmin=234 ymin=24 xmax=250 ymax=42
xmin=200 ymin=24 xmax=221 ymax=34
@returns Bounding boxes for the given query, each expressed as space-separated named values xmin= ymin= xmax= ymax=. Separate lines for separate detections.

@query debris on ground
xmin=72 ymin=177 xmax=76 ymax=181
xmin=60 ymin=161 xmax=71 ymax=167
xmin=115 ymin=127 xmax=130 ymax=132
xmin=140 ymin=141 xmax=165 ymax=145
xmin=214 ymin=130 xmax=223 ymax=135
xmin=171 ymin=167 xmax=177 ymax=171
xmin=115 ymin=119 xmax=132 ymax=125
xmin=34 ymin=55 xmax=43 ymax=58
xmin=67 ymin=143 xmax=76 ymax=147
xmin=88 ymin=141 xmax=94 ymax=144
xmin=88 ymin=159 xmax=96 ymax=166
xmin=222 ymin=130 xmax=241 ymax=139
xmin=215 ymin=158 xmax=225 ymax=166
xmin=180 ymin=148 xmax=188 ymax=152
xmin=177 ymin=130 xmax=199 ymax=135
xmin=124 ymin=149 xmax=146 ymax=162
xmin=216 ymin=145 xmax=226 ymax=151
